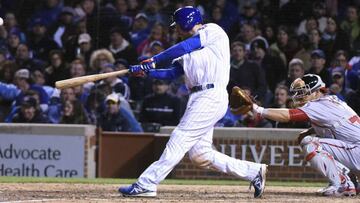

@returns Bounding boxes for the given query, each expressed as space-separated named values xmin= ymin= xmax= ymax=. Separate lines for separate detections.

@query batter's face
xmin=175 ymin=25 xmax=191 ymax=39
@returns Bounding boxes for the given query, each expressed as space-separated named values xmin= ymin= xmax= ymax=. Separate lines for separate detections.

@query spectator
xmin=130 ymin=13 xmax=151 ymax=48
xmin=269 ymin=25 xmax=295 ymax=66
xmin=69 ymin=58 xmax=94 ymax=92
xmin=297 ymin=16 xmax=319 ymax=36
xmin=5 ymin=69 xmax=49 ymax=112
xmin=98 ymin=93 xmax=142 ymax=132
xmin=15 ymin=44 xmax=45 ymax=72
xmin=31 ymin=69 xmax=54 ymax=98
xmin=227 ymin=41 xmax=267 ymax=102
xmin=280 ymin=58 xmax=305 ymax=89
xmin=76 ymin=33 xmax=93 ymax=66
xmin=44 ymin=50 xmax=70 ymax=87
xmin=308 ymin=49 xmax=331 ymax=86
xmin=28 ymin=0 xmax=62 ymax=29
xmin=262 ymin=24 xmax=276 ymax=45
xmin=113 ymin=0 xmax=133 ymax=30
xmin=320 ymin=16 xmax=351 ymax=63
xmin=340 ymin=5 xmax=360 ymax=44
xmin=89 ymin=49 xmax=115 ymax=74
xmin=7 ymin=31 xmax=21 ymax=58
xmin=140 ymin=79 xmax=181 ymax=128
xmin=98 ymin=63 xmax=130 ymax=100
xmin=297 ymin=1 xmax=327 ymax=33
xmin=59 ymin=100 xmax=89 ymax=124
xmin=137 ymin=22 xmax=168 ymax=56
xmin=293 ymin=34 xmax=312 ymax=71
xmin=142 ymin=0 xmax=164 ymax=26
xmin=307 ymin=28 xmax=321 ymax=51
xmin=28 ymin=18 xmax=59 ymax=61
xmin=210 ymin=5 xmax=233 ymax=33
xmin=114 ymin=58 xmax=130 ymax=84
xmin=51 ymin=7 xmax=77 ymax=48
xmin=0 ymin=60 xmax=18 ymax=83
xmin=3 ymin=12 xmax=26 ymax=43
xmin=12 ymin=96 xmax=49 ymax=123
xmin=238 ymin=1 xmax=260 ymax=27
xmin=251 ymin=39 xmax=287 ymax=94
xmin=108 ymin=27 xmax=138 ymax=64
xmin=271 ymin=85 xmax=289 ymax=108
xmin=328 ymin=67 xmax=353 ymax=101
xmin=48 ymin=87 xmax=77 ymax=123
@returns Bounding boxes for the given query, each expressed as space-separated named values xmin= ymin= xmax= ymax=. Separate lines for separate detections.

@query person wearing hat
xmin=251 ymin=38 xmax=286 ymax=93
xmin=0 ymin=68 xmax=50 ymax=115
xmin=75 ymin=33 xmax=93 ymax=65
xmin=329 ymin=67 xmax=354 ymax=101
xmin=130 ymin=13 xmax=151 ymax=48
xmin=98 ymin=63 xmax=130 ymax=100
xmin=98 ymin=93 xmax=143 ymax=132
xmin=12 ymin=95 xmax=49 ymax=123
xmin=108 ymin=27 xmax=138 ymax=64
xmin=308 ymin=49 xmax=331 ymax=86
xmin=51 ymin=6 xmax=77 ymax=50
xmin=140 ymin=79 xmax=181 ymax=129
xmin=28 ymin=17 xmax=59 ymax=61
xmin=238 ymin=0 xmax=260 ymax=28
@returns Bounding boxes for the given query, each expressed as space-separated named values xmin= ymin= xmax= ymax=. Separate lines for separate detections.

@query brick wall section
xmin=172 ymin=138 xmax=325 ymax=181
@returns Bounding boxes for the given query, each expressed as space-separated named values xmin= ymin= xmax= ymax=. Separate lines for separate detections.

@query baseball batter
xmin=119 ymin=6 xmax=267 ymax=198
xmin=247 ymin=74 xmax=360 ymax=196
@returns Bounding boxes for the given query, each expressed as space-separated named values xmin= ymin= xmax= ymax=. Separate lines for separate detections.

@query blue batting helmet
xmin=170 ymin=6 xmax=202 ymax=31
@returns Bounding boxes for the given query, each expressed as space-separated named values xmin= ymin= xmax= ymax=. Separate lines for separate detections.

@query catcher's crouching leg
xmin=300 ymin=136 xmax=355 ymax=196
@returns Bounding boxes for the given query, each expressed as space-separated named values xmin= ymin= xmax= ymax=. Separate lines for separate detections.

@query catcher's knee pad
xmin=300 ymin=136 xmax=322 ymax=161
xmin=189 ymin=151 xmax=213 ymax=169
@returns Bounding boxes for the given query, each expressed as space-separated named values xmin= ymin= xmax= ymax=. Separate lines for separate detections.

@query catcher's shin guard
xmin=301 ymin=136 xmax=346 ymax=186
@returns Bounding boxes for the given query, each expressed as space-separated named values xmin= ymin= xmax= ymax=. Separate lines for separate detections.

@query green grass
xmin=0 ymin=176 xmax=326 ymax=187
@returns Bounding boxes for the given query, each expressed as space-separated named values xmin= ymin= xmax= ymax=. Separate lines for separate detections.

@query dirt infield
xmin=0 ymin=183 xmax=359 ymax=202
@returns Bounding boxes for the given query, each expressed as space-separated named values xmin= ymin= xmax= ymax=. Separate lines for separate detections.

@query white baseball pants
xmin=136 ymin=87 xmax=262 ymax=191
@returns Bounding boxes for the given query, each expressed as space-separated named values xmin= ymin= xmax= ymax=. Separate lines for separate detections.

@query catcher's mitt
xmin=230 ymin=86 xmax=253 ymax=115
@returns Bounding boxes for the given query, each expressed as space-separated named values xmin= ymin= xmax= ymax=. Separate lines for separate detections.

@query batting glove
xmin=129 ymin=65 xmax=146 ymax=77
xmin=140 ymin=57 xmax=156 ymax=71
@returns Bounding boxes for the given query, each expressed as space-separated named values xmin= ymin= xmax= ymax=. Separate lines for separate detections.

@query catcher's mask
xmin=290 ymin=74 xmax=325 ymax=106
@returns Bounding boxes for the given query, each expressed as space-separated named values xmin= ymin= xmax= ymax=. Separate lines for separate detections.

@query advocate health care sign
xmin=0 ymin=134 xmax=84 ymax=177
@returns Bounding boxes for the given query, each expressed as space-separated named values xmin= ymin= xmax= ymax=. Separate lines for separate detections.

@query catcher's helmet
xmin=290 ymin=74 xmax=325 ymax=104
xmin=170 ymin=6 xmax=202 ymax=31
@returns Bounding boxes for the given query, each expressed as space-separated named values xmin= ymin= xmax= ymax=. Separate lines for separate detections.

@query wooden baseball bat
xmin=55 ymin=69 xmax=129 ymax=89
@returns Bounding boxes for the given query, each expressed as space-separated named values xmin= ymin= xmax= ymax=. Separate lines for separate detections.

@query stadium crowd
xmin=0 ymin=0 xmax=359 ymax=131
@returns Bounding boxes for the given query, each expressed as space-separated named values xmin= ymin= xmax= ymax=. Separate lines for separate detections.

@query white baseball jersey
xmin=300 ymin=95 xmax=360 ymax=143
xmin=137 ymin=23 xmax=263 ymax=191
xmin=180 ymin=23 xmax=230 ymax=89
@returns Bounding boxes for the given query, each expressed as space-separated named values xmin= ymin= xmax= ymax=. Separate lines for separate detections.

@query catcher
xmin=230 ymin=74 xmax=360 ymax=197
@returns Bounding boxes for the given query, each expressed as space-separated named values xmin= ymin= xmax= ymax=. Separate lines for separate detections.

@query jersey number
xmin=348 ymin=115 xmax=360 ymax=124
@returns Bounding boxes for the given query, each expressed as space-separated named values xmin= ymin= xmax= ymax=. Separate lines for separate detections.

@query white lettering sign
xmin=217 ymin=144 xmax=306 ymax=166
xmin=0 ymin=134 xmax=84 ymax=177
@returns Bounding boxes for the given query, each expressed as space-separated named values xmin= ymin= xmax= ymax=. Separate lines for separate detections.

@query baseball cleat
xmin=118 ymin=183 xmax=157 ymax=197
xmin=349 ymin=173 xmax=360 ymax=195
xmin=319 ymin=181 xmax=356 ymax=197
xmin=250 ymin=164 xmax=267 ymax=198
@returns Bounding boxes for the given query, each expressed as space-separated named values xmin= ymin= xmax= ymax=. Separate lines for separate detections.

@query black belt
xmin=190 ymin=84 xmax=214 ymax=93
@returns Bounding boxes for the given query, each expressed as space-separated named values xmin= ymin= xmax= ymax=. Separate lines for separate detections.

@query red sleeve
xmin=289 ymin=109 xmax=310 ymax=122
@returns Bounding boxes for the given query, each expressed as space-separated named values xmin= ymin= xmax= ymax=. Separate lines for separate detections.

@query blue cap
xmin=311 ymin=49 xmax=326 ymax=59
xmin=170 ymin=6 xmax=202 ymax=31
